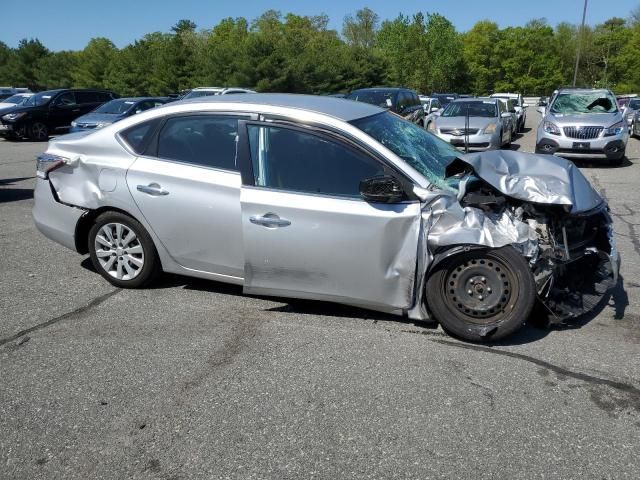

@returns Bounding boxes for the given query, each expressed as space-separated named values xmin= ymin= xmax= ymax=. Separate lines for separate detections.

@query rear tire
xmin=425 ymin=246 xmax=536 ymax=342
xmin=88 ymin=211 xmax=161 ymax=288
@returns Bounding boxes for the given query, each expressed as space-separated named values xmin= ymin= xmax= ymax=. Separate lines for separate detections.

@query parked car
xmin=418 ymin=95 xmax=443 ymax=130
xmin=0 ymin=93 xmax=33 ymax=115
xmin=538 ymin=96 xmax=549 ymax=106
xmin=631 ymin=110 xmax=640 ymax=138
xmin=70 ymin=97 xmax=167 ymax=133
xmin=622 ymin=97 xmax=640 ymax=130
xmin=0 ymin=89 xmax=117 ymax=141
xmin=428 ymin=97 xmax=513 ymax=150
xmin=0 ymin=87 xmax=31 ymax=101
xmin=32 ymin=94 xmax=618 ymax=342
xmin=431 ymin=93 xmax=459 ymax=106
xmin=535 ymin=88 xmax=628 ymax=165
xmin=346 ymin=87 xmax=425 ymax=127
xmin=182 ymin=87 xmax=256 ymax=99
xmin=491 ymin=93 xmax=528 ymax=132
xmin=496 ymin=98 xmax=518 ymax=138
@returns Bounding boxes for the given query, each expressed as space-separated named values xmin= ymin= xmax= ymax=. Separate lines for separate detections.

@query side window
xmin=157 ymin=116 xmax=238 ymax=170
xmin=55 ymin=92 xmax=76 ymax=106
xmin=136 ymin=101 xmax=155 ymax=112
xmin=121 ymin=118 xmax=161 ymax=154
xmin=76 ymin=92 xmax=99 ymax=104
xmin=411 ymin=93 xmax=420 ymax=107
xmin=433 ymin=99 xmax=441 ymax=109
xmin=247 ymin=125 xmax=385 ymax=198
xmin=98 ymin=92 xmax=114 ymax=102
xmin=396 ymin=92 xmax=409 ymax=112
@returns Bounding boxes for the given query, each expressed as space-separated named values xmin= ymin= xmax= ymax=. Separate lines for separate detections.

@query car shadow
xmin=0 ymin=186 xmax=34 ymax=203
xmin=78 ymin=260 xmax=629 ymax=346
xmin=572 ymin=157 xmax=634 ymax=169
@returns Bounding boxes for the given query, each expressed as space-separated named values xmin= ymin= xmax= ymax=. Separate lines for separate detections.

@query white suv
xmin=490 ymin=93 xmax=528 ymax=132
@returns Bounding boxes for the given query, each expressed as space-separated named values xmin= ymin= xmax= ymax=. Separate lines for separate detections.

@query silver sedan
xmin=33 ymin=94 xmax=618 ymax=342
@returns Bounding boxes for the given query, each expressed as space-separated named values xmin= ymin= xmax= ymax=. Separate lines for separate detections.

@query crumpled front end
xmin=409 ymin=149 xmax=619 ymax=325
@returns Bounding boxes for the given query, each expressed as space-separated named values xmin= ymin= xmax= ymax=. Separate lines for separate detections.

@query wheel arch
xmin=75 ymin=206 xmax=149 ymax=254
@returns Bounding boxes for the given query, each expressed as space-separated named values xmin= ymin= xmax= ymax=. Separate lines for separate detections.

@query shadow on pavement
xmin=0 ymin=187 xmax=33 ymax=203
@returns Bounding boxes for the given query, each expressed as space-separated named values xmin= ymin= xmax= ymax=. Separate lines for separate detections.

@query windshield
xmin=550 ymin=92 xmax=618 ymax=114
xmin=628 ymin=99 xmax=640 ymax=109
xmin=24 ymin=91 xmax=57 ymax=107
xmin=2 ymin=94 xmax=29 ymax=105
xmin=346 ymin=91 xmax=394 ymax=109
xmin=441 ymin=101 xmax=497 ymax=118
xmin=94 ymin=99 xmax=136 ymax=114
xmin=183 ymin=90 xmax=221 ymax=99
xmin=351 ymin=112 xmax=459 ymax=192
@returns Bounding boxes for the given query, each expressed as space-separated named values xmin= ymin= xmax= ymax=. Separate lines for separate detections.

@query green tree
xmin=342 ymin=8 xmax=379 ymax=49
xmin=463 ymin=21 xmax=503 ymax=95
xmin=73 ymin=38 xmax=117 ymax=88
xmin=4 ymin=39 xmax=50 ymax=89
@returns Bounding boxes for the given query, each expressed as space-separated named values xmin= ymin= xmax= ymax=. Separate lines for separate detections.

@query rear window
xmin=120 ymin=118 xmax=161 ymax=154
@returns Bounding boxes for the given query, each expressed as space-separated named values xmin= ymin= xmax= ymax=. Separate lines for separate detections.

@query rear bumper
xmin=32 ymin=178 xmax=84 ymax=252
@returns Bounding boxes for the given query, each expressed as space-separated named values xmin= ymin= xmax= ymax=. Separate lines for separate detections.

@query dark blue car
xmin=70 ymin=97 xmax=167 ymax=132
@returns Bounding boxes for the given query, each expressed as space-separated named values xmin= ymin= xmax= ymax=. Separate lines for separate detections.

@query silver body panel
xmin=33 ymin=94 xmax=619 ymax=322
xmin=433 ymin=115 xmax=508 ymax=151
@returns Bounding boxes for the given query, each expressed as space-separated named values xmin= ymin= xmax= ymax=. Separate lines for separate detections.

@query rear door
xmin=125 ymin=113 xmax=249 ymax=278
xmin=238 ymin=122 xmax=421 ymax=310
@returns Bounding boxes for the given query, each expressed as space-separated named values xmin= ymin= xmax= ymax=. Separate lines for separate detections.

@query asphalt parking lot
xmin=1 ymin=109 xmax=639 ymax=479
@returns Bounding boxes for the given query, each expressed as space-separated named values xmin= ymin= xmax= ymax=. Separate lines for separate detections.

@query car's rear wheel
xmin=29 ymin=122 xmax=49 ymax=141
xmin=425 ymin=247 xmax=536 ymax=342
xmin=88 ymin=211 xmax=160 ymax=288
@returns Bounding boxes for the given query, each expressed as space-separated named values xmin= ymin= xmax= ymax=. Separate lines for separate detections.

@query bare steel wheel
xmin=425 ymin=247 xmax=536 ymax=342
xmin=89 ymin=211 xmax=160 ymax=288
xmin=94 ymin=223 xmax=145 ymax=281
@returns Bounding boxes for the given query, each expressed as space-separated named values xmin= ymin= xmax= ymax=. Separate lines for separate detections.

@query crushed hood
xmin=458 ymin=150 xmax=604 ymax=213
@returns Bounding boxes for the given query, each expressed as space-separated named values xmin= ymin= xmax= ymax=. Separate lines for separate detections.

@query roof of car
xmin=556 ymin=88 xmax=612 ymax=94
xmin=350 ymin=87 xmax=413 ymax=93
xmin=113 ymin=97 xmax=166 ymax=102
xmin=179 ymin=93 xmax=384 ymax=121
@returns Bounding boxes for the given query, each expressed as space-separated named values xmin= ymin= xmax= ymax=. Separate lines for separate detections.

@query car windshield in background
xmin=346 ymin=91 xmax=394 ymax=108
xmin=24 ymin=92 xmax=55 ymax=107
xmin=550 ymin=92 xmax=618 ymax=114
xmin=441 ymin=101 xmax=497 ymax=118
xmin=95 ymin=99 xmax=136 ymax=114
xmin=629 ymin=99 xmax=640 ymax=109
xmin=2 ymin=95 xmax=28 ymax=105
xmin=183 ymin=90 xmax=221 ymax=99
xmin=351 ymin=112 xmax=459 ymax=192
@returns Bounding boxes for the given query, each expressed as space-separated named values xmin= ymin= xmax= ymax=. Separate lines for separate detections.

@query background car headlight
xmin=70 ymin=121 xmax=77 ymax=127
xmin=543 ymin=121 xmax=561 ymax=135
xmin=604 ymin=121 xmax=625 ymax=136
xmin=428 ymin=122 xmax=436 ymax=131
xmin=2 ymin=112 xmax=26 ymax=121
xmin=483 ymin=123 xmax=497 ymax=134
xmin=95 ymin=122 xmax=110 ymax=129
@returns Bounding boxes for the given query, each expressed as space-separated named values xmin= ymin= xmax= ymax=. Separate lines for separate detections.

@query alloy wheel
xmin=30 ymin=122 xmax=48 ymax=140
xmin=93 ymin=222 xmax=145 ymax=280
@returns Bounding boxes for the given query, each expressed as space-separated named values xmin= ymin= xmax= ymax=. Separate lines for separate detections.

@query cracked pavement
xmin=1 ymin=110 xmax=639 ymax=479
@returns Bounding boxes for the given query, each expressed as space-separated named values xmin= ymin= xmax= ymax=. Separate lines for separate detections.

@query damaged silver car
xmin=33 ymin=94 xmax=619 ymax=342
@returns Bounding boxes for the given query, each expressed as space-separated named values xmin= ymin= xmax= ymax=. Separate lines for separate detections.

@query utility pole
xmin=572 ymin=0 xmax=588 ymax=87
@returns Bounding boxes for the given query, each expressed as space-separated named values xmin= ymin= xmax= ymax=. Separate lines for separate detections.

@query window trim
xmin=237 ymin=119 xmax=418 ymax=202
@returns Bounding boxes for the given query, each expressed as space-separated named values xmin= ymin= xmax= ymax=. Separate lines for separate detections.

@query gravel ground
xmin=1 ymin=110 xmax=639 ymax=479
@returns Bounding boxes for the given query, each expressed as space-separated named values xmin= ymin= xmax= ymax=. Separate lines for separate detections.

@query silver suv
xmin=535 ymin=88 xmax=628 ymax=165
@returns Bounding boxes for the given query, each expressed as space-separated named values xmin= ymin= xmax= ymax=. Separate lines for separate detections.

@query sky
xmin=3 ymin=0 xmax=638 ymax=51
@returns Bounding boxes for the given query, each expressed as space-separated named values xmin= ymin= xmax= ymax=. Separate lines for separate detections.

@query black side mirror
xmin=359 ymin=176 xmax=405 ymax=203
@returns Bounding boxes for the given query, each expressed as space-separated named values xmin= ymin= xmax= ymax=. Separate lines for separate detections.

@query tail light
xmin=36 ymin=153 xmax=67 ymax=179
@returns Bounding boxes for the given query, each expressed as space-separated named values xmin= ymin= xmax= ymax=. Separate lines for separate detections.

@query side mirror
xmin=522 ymin=102 xmax=529 ymax=108
xmin=430 ymin=107 xmax=439 ymax=112
xmin=359 ymin=176 xmax=405 ymax=204
xmin=135 ymin=109 xmax=142 ymax=114
xmin=537 ymin=106 xmax=545 ymax=115
xmin=501 ymin=112 xmax=512 ymax=118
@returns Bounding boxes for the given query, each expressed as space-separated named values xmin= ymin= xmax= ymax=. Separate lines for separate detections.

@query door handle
xmin=137 ymin=183 xmax=169 ymax=196
xmin=249 ymin=214 xmax=291 ymax=228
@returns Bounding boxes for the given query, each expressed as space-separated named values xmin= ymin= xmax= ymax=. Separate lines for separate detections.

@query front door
xmin=49 ymin=92 xmax=79 ymax=130
xmin=238 ymin=123 xmax=421 ymax=311
xmin=126 ymin=114 xmax=245 ymax=278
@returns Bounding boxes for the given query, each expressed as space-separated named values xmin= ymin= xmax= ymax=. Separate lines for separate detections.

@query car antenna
xmin=464 ymin=102 xmax=469 ymax=154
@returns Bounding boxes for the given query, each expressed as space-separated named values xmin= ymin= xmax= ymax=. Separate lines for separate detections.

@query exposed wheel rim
xmin=443 ymin=256 xmax=517 ymax=325
xmin=31 ymin=122 xmax=48 ymax=140
xmin=94 ymin=222 xmax=145 ymax=280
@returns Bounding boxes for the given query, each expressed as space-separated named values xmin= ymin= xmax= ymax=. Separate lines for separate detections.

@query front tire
xmin=29 ymin=122 xmax=49 ymax=141
xmin=425 ymin=247 xmax=536 ymax=342
xmin=88 ymin=211 xmax=161 ymax=288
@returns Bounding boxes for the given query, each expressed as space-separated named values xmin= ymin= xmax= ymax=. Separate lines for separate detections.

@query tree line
xmin=1 ymin=7 xmax=639 ymax=97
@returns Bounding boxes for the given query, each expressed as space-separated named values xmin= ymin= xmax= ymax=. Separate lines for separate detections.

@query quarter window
xmin=76 ymin=92 xmax=99 ymax=104
xmin=157 ymin=116 xmax=239 ymax=170
xmin=121 ymin=118 xmax=161 ymax=154
xmin=247 ymin=125 xmax=385 ymax=197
